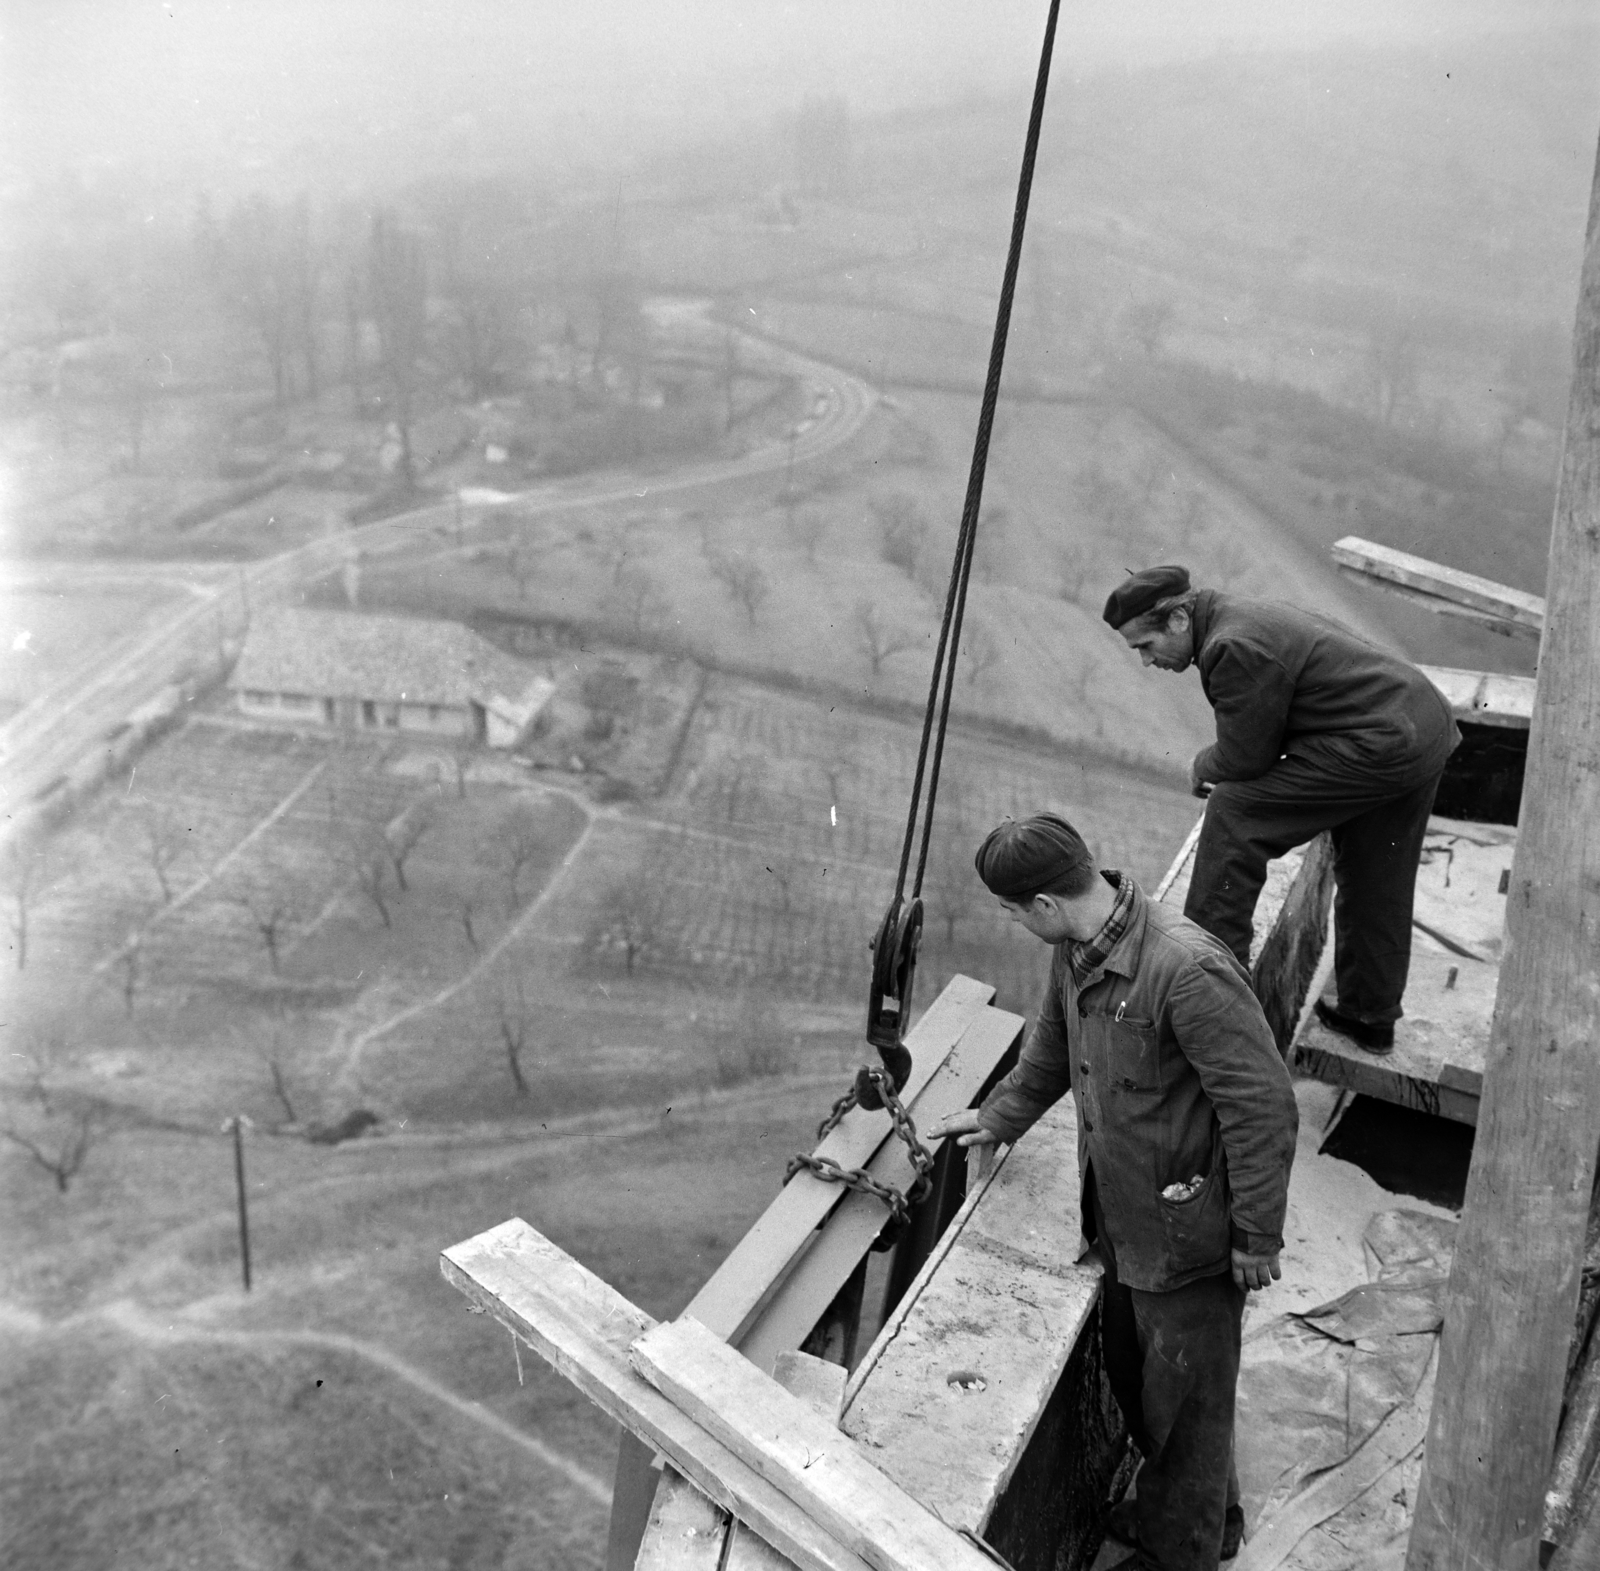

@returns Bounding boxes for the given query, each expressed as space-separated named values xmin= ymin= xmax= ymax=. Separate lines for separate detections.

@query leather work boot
xmin=1314 ymin=998 xmax=1395 ymax=1055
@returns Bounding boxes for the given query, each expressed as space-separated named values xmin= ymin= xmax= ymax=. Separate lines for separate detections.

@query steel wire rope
xmin=892 ymin=0 xmax=1063 ymax=905
xmin=786 ymin=0 xmax=1066 ymax=1210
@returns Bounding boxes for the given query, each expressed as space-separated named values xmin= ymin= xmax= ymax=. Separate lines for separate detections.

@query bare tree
xmin=220 ymin=194 xmax=295 ymax=403
xmin=1356 ymin=314 xmax=1420 ymax=428
xmin=1173 ymin=488 xmax=1208 ymax=545
xmin=384 ymin=799 xmax=436 ymax=893
xmin=113 ymin=936 xmax=142 ymax=1015
xmin=1057 ymin=541 xmax=1094 ymax=605
xmin=786 ymin=506 xmax=827 ymax=565
xmin=331 ymin=820 xmax=393 ymax=928
xmin=260 ymin=1045 xmax=299 ymax=1125
xmin=604 ymin=514 xmax=647 ymax=586
xmin=0 ymin=839 xmax=53 ymax=971
xmin=961 ymin=623 xmax=1001 ymax=688
xmin=17 ymin=1026 xmax=65 ymax=1112
xmin=3 ymin=1110 xmax=95 ymax=1193
xmin=493 ymin=800 xmax=547 ymax=914
xmin=1076 ymin=462 xmax=1136 ymax=533
xmin=368 ymin=210 xmax=429 ymax=490
xmin=505 ymin=541 xmax=538 ymax=600
xmin=138 ymin=804 xmax=190 ymax=903
xmin=611 ymin=563 xmax=668 ymax=640
xmin=497 ymin=980 xmax=531 ymax=1098
xmin=1122 ymin=296 xmax=1174 ymax=359
xmin=872 ymin=493 xmax=927 ymax=578
xmin=448 ymin=731 xmax=476 ymax=798
xmin=584 ymin=852 xmax=675 ymax=976
xmin=707 ymin=551 xmax=770 ymax=626
xmin=853 ymin=599 xmax=918 ymax=677
xmin=237 ymin=891 xmax=303 ymax=974
xmin=459 ymin=897 xmax=479 ymax=953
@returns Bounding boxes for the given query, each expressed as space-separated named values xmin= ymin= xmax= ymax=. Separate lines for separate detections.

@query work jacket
xmin=1189 ymin=591 xmax=1459 ymax=788
xmin=977 ymin=878 xmax=1298 ymax=1293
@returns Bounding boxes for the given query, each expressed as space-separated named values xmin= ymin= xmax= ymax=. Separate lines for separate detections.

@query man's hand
xmin=925 ymin=1109 xmax=1001 ymax=1181
xmin=924 ymin=1108 xmax=998 ymax=1149
xmin=1232 ymin=1248 xmax=1282 ymax=1292
xmin=1189 ymin=755 xmax=1214 ymax=799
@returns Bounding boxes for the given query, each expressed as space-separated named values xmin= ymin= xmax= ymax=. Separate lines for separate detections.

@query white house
xmin=230 ymin=607 xmax=553 ymax=748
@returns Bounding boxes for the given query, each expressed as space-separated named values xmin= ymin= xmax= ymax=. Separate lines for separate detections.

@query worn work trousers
xmin=1093 ymin=1184 xmax=1244 ymax=1571
xmin=1184 ymin=745 xmax=1446 ymax=1025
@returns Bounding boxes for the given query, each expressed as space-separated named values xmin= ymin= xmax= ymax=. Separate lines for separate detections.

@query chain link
xmin=785 ymin=1067 xmax=937 ymax=1229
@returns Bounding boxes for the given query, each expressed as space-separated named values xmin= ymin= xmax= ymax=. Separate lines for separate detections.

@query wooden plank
xmin=773 ymin=1351 xmax=849 ymax=1425
xmin=1331 ymin=535 xmax=1545 ymax=637
xmin=1250 ymin=832 xmax=1335 ymax=1054
xmin=648 ymin=1349 xmax=852 ymax=1571
xmin=840 ymin=1102 xmax=1101 ymax=1533
xmin=737 ymin=1002 xmax=1025 ymax=1373
xmin=686 ymin=975 xmax=996 ymax=1345
xmin=630 ymin=1316 xmax=1000 ymax=1571
xmin=1406 ymin=134 xmax=1600 ymax=1571
xmin=440 ymin=1219 xmax=874 ymax=1571
xmin=1419 ymin=665 xmax=1536 ymax=730
xmin=636 ymin=1472 xmax=729 ymax=1571
xmin=723 ymin=1356 xmax=854 ymax=1571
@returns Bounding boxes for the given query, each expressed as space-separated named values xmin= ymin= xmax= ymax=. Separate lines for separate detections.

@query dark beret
xmin=1102 ymin=564 xmax=1191 ymax=629
xmin=974 ymin=813 xmax=1092 ymax=899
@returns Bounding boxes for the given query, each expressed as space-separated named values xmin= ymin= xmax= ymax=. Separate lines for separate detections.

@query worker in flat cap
xmin=930 ymin=813 xmax=1297 ymax=1569
xmin=1104 ymin=566 xmax=1459 ymax=1053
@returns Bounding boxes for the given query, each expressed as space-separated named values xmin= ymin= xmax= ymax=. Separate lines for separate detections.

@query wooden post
xmin=230 ymin=1116 xmax=252 ymax=1293
xmin=1405 ymin=128 xmax=1600 ymax=1571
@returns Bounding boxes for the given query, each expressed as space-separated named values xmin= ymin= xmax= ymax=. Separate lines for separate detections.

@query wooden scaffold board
xmin=1291 ymin=816 xmax=1515 ymax=1127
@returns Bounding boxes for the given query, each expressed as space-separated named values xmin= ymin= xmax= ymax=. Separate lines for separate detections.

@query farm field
xmin=2 ymin=627 xmax=1197 ymax=1570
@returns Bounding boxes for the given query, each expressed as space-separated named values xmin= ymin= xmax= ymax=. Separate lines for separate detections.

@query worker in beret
xmin=1104 ymin=566 xmax=1460 ymax=1054
xmin=930 ymin=812 xmax=1297 ymax=1570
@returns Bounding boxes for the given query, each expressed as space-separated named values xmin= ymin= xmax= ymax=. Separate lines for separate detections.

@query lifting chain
xmin=784 ymin=1065 xmax=937 ymax=1232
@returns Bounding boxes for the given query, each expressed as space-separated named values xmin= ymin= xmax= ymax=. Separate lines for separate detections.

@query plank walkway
xmin=1291 ymin=816 xmax=1515 ymax=1127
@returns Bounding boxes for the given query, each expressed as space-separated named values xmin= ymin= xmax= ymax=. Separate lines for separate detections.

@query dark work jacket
xmin=1189 ymin=591 xmax=1459 ymax=786
xmin=977 ymin=879 xmax=1298 ymax=1293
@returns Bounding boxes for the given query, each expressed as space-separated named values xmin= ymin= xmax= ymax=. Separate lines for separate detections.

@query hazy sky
xmin=3 ymin=0 xmax=1593 ymax=195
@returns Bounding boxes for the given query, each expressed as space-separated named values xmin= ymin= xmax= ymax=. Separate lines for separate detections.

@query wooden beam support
xmin=441 ymin=1219 xmax=873 ymax=1571
xmin=1405 ymin=129 xmax=1600 ymax=1571
xmin=1419 ymin=665 xmax=1536 ymax=731
xmin=1331 ymin=536 xmax=1545 ymax=638
xmin=639 ymin=1353 xmax=848 ymax=1571
xmin=630 ymin=1316 xmax=1001 ymax=1571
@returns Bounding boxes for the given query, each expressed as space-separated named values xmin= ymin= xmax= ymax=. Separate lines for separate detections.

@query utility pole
xmin=227 ymin=1115 xmax=253 ymax=1292
xmin=1406 ymin=128 xmax=1600 ymax=1570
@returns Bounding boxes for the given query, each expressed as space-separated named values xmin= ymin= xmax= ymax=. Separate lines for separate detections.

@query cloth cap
xmin=1102 ymin=564 xmax=1191 ymax=629
xmin=974 ymin=813 xmax=1093 ymax=899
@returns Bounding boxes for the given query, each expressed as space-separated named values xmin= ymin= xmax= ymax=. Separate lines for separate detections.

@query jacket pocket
xmin=1157 ymin=1164 xmax=1232 ymax=1279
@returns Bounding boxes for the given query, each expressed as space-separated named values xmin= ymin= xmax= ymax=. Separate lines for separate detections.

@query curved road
xmin=0 ymin=313 xmax=876 ymax=831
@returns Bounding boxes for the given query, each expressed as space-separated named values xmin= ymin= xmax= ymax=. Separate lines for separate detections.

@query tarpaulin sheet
xmin=1234 ymin=1210 xmax=1456 ymax=1565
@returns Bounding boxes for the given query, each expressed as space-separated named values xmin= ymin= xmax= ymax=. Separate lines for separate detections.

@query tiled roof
xmin=231 ymin=607 xmax=532 ymax=708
